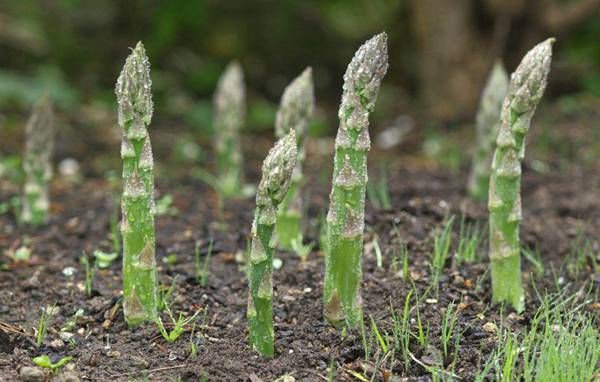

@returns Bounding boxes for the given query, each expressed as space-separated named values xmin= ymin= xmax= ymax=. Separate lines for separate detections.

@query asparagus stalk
xmin=468 ymin=61 xmax=508 ymax=201
xmin=213 ymin=61 xmax=246 ymax=197
xmin=489 ymin=38 xmax=554 ymax=312
xmin=274 ymin=67 xmax=315 ymax=250
xmin=115 ymin=41 xmax=158 ymax=326
xmin=324 ymin=33 xmax=388 ymax=327
xmin=248 ymin=131 xmax=297 ymax=357
xmin=22 ymin=95 xmax=54 ymax=225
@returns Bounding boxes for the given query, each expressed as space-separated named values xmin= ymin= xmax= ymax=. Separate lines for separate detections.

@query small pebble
xmin=49 ymin=339 xmax=65 ymax=349
xmin=59 ymin=332 xmax=74 ymax=341
xmin=425 ymin=298 xmax=438 ymax=304
xmin=19 ymin=366 xmax=45 ymax=382
xmin=107 ymin=350 xmax=120 ymax=358
xmin=56 ymin=372 xmax=80 ymax=382
xmin=483 ymin=322 xmax=498 ymax=334
xmin=62 ymin=267 xmax=77 ymax=277
xmin=303 ymin=287 xmax=312 ymax=293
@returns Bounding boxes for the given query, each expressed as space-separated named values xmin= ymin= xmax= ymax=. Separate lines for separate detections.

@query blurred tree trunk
xmin=411 ymin=0 xmax=600 ymax=122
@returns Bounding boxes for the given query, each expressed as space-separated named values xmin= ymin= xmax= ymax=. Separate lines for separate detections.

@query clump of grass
xmin=477 ymin=290 xmax=599 ymax=381
xmin=195 ymin=240 xmax=213 ymax=287
xmin=439 ymin=301 xmax=460 ymax=359
xmin=156 ymin=305 xmax=201 ymax=343
xmin=366 ymin=164 xmax=392 ymax=210
xmin=455 ymin=216 xmax=482 ymax=265
xmin=35 ymin=304 xmax=56 ymax=348
xmin=430 ymin=216 xmax=454 ymax=289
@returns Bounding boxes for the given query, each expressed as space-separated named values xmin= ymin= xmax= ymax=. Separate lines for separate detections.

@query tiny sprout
xmin=93 ymin=250 xmax=118 ymax=269
xmin=32 ymin=355 xmax=73 ymax=375
xmin=13 ymin=246 xmax=32 ymax=262
xmin=156 ymin=306 xmax=201 ymax=343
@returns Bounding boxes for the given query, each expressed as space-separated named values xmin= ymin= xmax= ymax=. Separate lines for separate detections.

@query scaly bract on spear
xmin=274 ymin=67 xmax=315 ymax=250
xmin=115 ymin=41 xmax=159 ymax=326
xmin=323 ymin=33 xmax=388 ymax=327
xmin=247 ymin=131 xmax=297 ymax=357
xmin=489 ymin=38 xmax=554 ymax=312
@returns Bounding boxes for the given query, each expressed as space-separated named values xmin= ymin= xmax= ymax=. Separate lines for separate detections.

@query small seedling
xmin=489 ymin=38 xmax=554 ymax=312
xmin=440 ymin=302 xmax=460 ymax=358
xmin=156 ymin=305 xmax=201 ymax=343
xmin=455 ymin=216 xmax=482 ymax=264
xmin=157 ymin=276 xmax=178 ymax=312
xmin=93 ymin=250 xmax=118 ymax=269
xmin=324 ymin=32 xmax=388 ymax=327
xmin=430 ymin=216 xmax=454 ymax=289
xmin=80 ymin=254 xmax=95 ymax=299
xmin=32 ymin=355 xmax=73 ymax=375
xmin=155 ymin=194 xmax=178 ymax=216
xmin=13 ymin=246 xmax=32 ymax=262
xmin=366 ymin=164 xmax=392 ymax=210
xmin=195 ymin=240 xmax=213 ymax=287
xmin=35 ymin=304 xmax=56 ymax=348
xmin=22 ymin=94 xmax=54 ymax=226
xmin=247 ymin=131 xmax=297 ymax=357
xmin=290 ymin=236 xmax=313 ymax=262
xmin=116 ymin=41 xmax=159 ymax=326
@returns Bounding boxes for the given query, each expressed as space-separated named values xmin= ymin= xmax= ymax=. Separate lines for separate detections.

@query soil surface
xmin=1 ymin=136 xmax=599 ymax=381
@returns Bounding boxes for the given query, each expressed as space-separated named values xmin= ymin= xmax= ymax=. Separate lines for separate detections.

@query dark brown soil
xmin=1 ymin=142 xmax=599 ymax=381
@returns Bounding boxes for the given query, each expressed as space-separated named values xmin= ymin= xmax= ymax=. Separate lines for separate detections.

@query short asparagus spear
xmin=248 ymin=131 xmax=297 ymax=357
xmin=22 ymin=95 xmax=54 ymax=225
xmin=213 ymin=61 xmax=246 ymax=197
xmin=274 ymin=67 xmax=315 ymax=250
xmin=489 ymin=38 xmax=554 ymax=312
xmin=324 ymin=33 xmax=388 ymax=327
xmin=115 ymin=41 xmax=158 ymax=326
xmin=468 ymin=61 xmax=508 ymax=201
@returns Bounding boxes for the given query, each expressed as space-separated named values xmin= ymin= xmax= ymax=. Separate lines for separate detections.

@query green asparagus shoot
xmin=247 ymin=131 xmax=297 ymax=357
xmin=468 ymin=62 xmax=508 ymax=201
xmin=323 ymin=32 xmax=388 ymax=327
xmin=22 ymin=94 xmax=54 ymax=225
xmin=115 ymin=41 xmax=159 ymax=326
xmin=488 ymin=38 xmax=554 ymax=312
xmin=213 ymin=61 xmax=247 ymax=198
xmin=274 ymin=67 xmax=315 ymax=250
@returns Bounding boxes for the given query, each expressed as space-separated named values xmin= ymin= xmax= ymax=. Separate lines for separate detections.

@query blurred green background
xmin=0 ymin=0 xmax=598 ymax=176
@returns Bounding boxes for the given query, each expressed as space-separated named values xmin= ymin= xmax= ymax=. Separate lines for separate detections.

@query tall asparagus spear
xmin=489 ymin=38 xmax=554 ymax=312
xmin=323 ymin=33 xmax=388 ymax=327
xmin=213 ymin=61 xmax=246 ymax=197
xmin=248 ymin=131 xmax=297 ymax=357
xmin=115 ymin=41 xmax=158 ymax=326
xmin=22 ymin=95 xmax=54 ymax=226
xmin=468 ymin=62 xmax=508 ymax=201
xmin=274 ymin=67 xmax=315 ymax=250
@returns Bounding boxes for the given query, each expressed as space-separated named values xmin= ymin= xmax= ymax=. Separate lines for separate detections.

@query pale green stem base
xmin=491 ymin=255 xmax=524 ymax=313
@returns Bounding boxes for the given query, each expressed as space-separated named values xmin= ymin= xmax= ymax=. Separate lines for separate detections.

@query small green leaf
xmin=32 ymin=355 xmax=52 ymax=368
